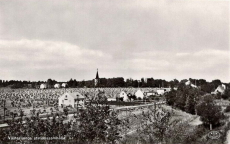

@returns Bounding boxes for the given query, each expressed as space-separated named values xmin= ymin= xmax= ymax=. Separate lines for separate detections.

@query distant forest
xmin=0 ymin=78 xmax=229 ymax=93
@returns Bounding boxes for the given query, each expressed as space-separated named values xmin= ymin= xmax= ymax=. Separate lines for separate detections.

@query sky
xmin=0 ymin=0 xmax=229 ymax=82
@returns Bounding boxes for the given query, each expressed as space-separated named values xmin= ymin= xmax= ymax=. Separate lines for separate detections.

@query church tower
xmin=94 ymin=69 xmax=99 ymax=87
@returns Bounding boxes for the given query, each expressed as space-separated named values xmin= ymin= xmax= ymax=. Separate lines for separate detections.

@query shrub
xmin=196 ymin=95 xmax=224 ymax=130
xmin=225 ymin=105 xmax=230 ymax=112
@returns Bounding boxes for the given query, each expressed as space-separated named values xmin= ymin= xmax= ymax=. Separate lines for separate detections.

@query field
xmin=0 ymin=87 xmax=164 ymax=122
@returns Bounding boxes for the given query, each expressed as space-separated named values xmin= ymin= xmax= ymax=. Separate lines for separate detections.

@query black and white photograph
xmin=0 ymin=0 xmax=229 ymax=144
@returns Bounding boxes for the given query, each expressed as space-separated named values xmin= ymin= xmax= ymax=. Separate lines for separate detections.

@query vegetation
xmin=196 ymin=95 xmax=224 ymax=130
xmin=0 ymin=98 xmax=121 ymax=144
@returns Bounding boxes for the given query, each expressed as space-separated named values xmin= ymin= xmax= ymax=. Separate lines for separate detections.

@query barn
xmin=58 ymin=92 xmax=85 ymax=108
xmin=135 ymin=90 xmax=144 ymax=99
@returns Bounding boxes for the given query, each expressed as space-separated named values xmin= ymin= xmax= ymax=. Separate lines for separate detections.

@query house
xmin=185 ymin=80 xmax=197 ymax=88
xmin=135 ymin=89 xmax=144 ymax=99
xmin=156 ymin=89 xmax=165 ymax=95
xmin=62 ymin=83 xmax=68 ymax=88
xmin=145 ymin=91 xmax=157 ymax=97
xmin=40 ymin=84 xmax=47 ymax=89
xmin=58 ymin=92 xmax=85 ymax=108
xmin=119 ymin=91 xmax=129 ymax=102
xmin=107 ymin=98 xmax=116 ymax=101
xmin=212 ymin=84 xmax=226 ymax=95
xmin=54 ymin=83 xmax=61 ymax=88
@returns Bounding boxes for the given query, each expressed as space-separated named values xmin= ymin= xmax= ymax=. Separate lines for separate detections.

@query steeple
xmin=94 ymin=69 xmax=100 ymax=87
xmin=96 ymin=68 xmax=99 ymax=79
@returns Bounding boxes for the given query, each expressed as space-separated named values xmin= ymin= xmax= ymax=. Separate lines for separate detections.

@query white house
xmin=40 ymin=83 xmax=47 ymax=89
xmin=107 ymin=98 xmax=116 ymax=101
xmin=156 ymin=89 xmax=165 ymax=95
xmin=54 ymin=83 xmax=61 ymax=88
xmin=62 ymin=83 xmax=68 ymax=88
xmin=145 ymin=91 xmax=157 ymax=97
xmin=135 ymin=89 xmax=144 ymax=99
xmin=59 ymin=92 xmax=85 ymax=108
xmin=185 ymin=80 xmax=197 ymax=88
xmin=212 ymin=84 xmax=226 ymax=95
xmin=119 ymin=91 xmax=129 ymax=102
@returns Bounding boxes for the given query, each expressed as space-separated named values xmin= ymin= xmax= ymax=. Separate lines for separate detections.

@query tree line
xmin=0 ymin=78 xmax=229 ymax=92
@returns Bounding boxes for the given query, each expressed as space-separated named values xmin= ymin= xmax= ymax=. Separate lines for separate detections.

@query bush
xmin=196 ymin=95 xmax=224 ymax=130
xmin=225 ymin=105 xmax=230 ymax=112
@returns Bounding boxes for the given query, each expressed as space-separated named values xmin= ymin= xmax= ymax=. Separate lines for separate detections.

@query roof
xmin=96 ymin=69 xmax=99 ymax=79
xmin=215 ymin=85 xmax=225 ymax=93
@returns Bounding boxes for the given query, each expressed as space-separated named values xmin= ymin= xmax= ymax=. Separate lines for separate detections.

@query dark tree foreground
xmin=196 ymin=95 xmax=224 ymax=130
xmin=0 ymin=97 xmax=121 ymax=144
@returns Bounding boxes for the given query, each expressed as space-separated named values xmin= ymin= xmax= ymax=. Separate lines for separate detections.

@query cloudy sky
xmin=0 ymin=0 xmax=229 ymax=82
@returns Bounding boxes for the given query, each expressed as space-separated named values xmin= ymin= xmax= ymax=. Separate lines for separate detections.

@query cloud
xmin=0 ymin=0 xmax=229 ymax=82
xmin=0 ymin=39 xmax=111 ymax=80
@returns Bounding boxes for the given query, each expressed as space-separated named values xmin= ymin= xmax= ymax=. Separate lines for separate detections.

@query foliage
xmin=222 ymin=89 xmax=230 ymax=100
xmin=196 ymin=95 xmax=224 ymax=129
xmin=225 ymin=105 xmax=230 ymax=112
xmin=165 ymin=89 xmax=176 ymax=106
xmin=72 ymin=101 xmax=121 ymax=144
xmin=0 ymin=96 xmax=122 ymax=144
xmin=165 ymin=82 xmax=204 ymax=115
xmin=136 ymin=105 xmax=178 ymax=144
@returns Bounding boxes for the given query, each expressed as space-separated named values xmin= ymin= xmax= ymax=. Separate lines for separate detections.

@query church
xmin=94 ymin=69 xmax=100 ymax=87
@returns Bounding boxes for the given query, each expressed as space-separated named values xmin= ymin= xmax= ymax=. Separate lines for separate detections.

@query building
xmin=211 ymin=84 xmax=226 ymax=95
xmin=107 ymin=98 xmax=116 ymax=101
xmin=119 ymin=91 xmax=129 ymax=102
xmin=185 ymin=80 xmax=197 ymax=88
xmin=145 ymin=91 xmax=157 ymax=97
xmin=58 ymin=92 xmax=85 ymax=108
xmin=54 ymin=83 xmax=61 ymax=88
xmin=135 ymin=89 xmax=144 ymax=99
xmin=94 ymin=69 xmax=100 ymax=87
xmin=40 ymin=83 xmax=47 ymax=89
xmin=156 ymin=89 xmax=165 ymax=95
xmin=62 ymin=83 xmax=67 ymax=88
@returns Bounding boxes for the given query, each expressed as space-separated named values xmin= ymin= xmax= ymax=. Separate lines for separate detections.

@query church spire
xmin=96 ymin=68 xmax=99 ymax=79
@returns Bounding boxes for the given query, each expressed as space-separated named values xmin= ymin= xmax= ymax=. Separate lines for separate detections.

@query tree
xmin=211 ymin=79 xmax=222 ymax=89
xmin=165 ymin=89 xmax=176 ymax=106
xmin=137 ymin=104 xmax=179 ymax=144
xmin=222 ymin=89 xmax=230 ymax=100
xmin=196 ymin=95 xmax=224 ymax=130
xmin=72 ymin=98 xmax=121 ymax=144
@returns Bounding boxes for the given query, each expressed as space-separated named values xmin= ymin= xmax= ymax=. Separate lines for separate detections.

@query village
xmin=0 ymin=73 xmax=229 ymax=144
xmin=0 ymin=0 xmax=228 ymax=144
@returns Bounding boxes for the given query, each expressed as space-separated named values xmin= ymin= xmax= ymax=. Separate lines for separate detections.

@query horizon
xmin=0 ymin=0 xmax=229 ymax=83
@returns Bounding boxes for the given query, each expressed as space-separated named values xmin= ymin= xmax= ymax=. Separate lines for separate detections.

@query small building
xmin=185 ymin=80 xmax=197 ymax=88
xmin=54 ymin=83 xmax=61 ymax=88
xmin=62 ymin=83 xmax=68 ymax=88
xmin=119 ymin=91 xmax=129 ymax=102
xmin=145 ymin=91 xmax=157 ymax=97
xmin=107 ymin=98 xmax=116 ymax=101
xmin=59 ymin=92 xmax=85 ymax=108
xmin=156 ymin=89 xmax=165 ymax=95
xmin=212 ymin=84 xmax=226 ymax=95
xmin=135 ymin=89 xmax=144 ymax=99
xmin=40 ymin=83 xmax=47 ymax=89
